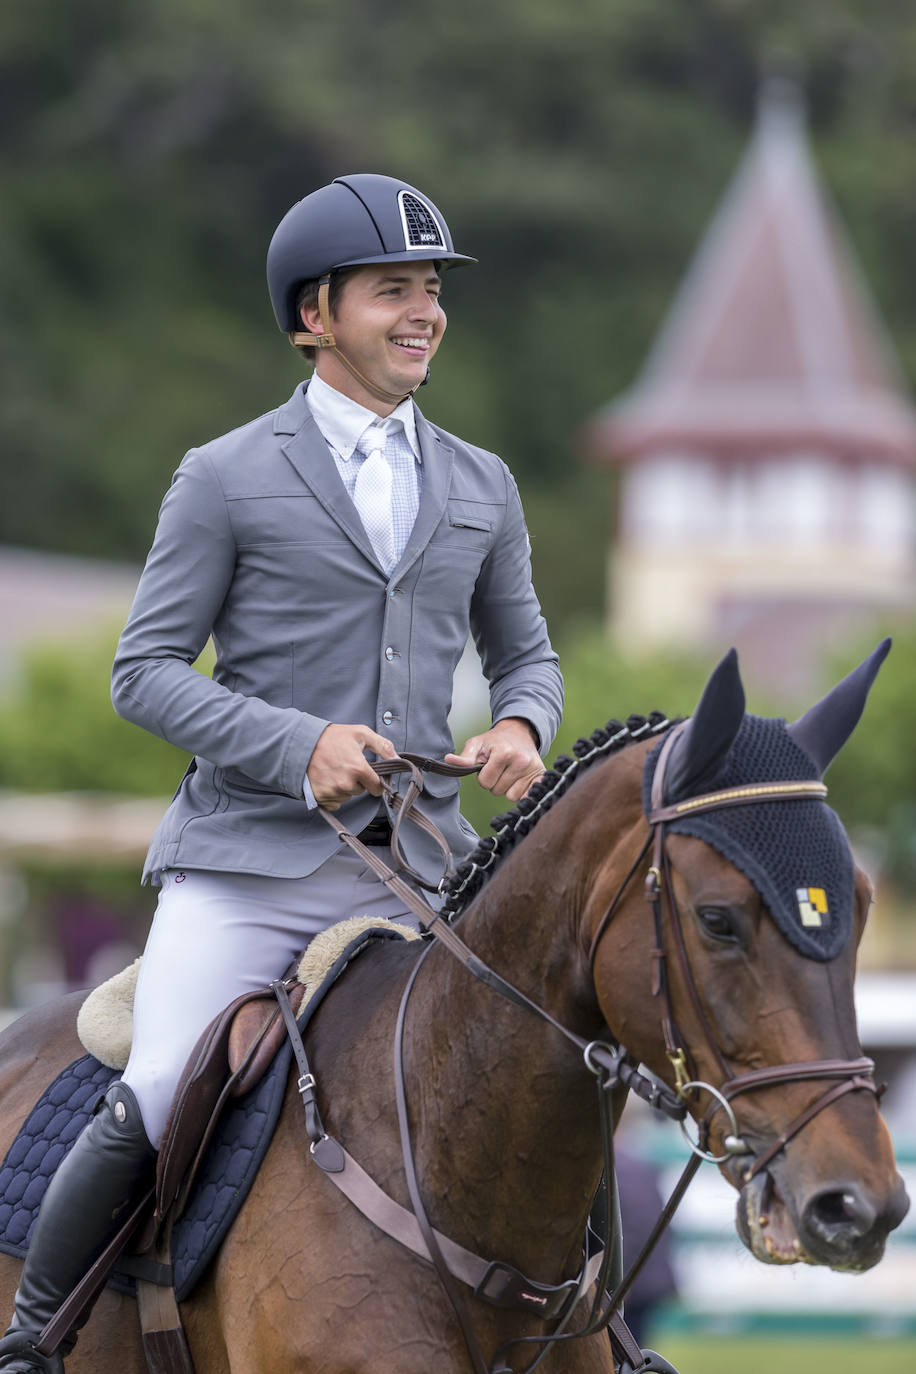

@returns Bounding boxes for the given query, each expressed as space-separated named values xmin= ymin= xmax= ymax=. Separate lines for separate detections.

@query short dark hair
xmin=293 ymin=267 xmax=361 ymax=364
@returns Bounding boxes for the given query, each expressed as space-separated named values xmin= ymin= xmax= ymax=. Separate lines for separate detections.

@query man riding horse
xmin=0 ymin=174 xmax=562 ymax=1372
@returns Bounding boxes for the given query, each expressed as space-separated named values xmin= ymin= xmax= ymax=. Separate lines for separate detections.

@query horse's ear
xmin=787 ymin=638 xmax=891 ymax=777
xmin=666 ymin=647 xmax=746 ymax=798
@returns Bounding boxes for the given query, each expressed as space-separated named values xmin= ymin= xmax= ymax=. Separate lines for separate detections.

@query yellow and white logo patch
xmin=796 ymin=887 xmax=829 ymax=927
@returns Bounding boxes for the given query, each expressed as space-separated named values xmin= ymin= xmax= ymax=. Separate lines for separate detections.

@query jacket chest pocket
xmin=431 ymin=506 xmax=494 ymax=552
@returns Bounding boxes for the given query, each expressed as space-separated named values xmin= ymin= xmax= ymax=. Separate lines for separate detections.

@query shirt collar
xmin=306 ymin=372 xmax=420 ymax=462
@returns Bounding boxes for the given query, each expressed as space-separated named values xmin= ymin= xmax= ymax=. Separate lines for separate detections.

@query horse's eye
xmin=697 ymin=906 xmax=739 ymax=943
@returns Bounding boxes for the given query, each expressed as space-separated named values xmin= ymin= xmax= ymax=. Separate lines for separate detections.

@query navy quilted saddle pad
xmin=0 ymin=1041 xmax=292 ymax=1302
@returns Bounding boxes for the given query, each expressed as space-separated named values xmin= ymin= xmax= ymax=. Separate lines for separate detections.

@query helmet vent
xmin=398 ymin=191 xmax=447 ymax=251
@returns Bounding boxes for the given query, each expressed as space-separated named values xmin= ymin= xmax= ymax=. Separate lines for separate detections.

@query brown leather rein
xmin=306 ymin=754 xmax=685 ymax=1373
xmin=288 ymin=739 xmax=878 ymax=1372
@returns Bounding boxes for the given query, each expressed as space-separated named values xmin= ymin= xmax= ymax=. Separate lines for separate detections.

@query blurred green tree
xmin=4 ymin=1 xmax=916 ymax=637
xmin=0 ymin=629 xmax=192 ymax=795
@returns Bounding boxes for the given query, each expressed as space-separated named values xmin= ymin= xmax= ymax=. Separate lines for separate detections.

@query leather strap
xmin=270 ymin=978 xmax=604 ymax=1325
xmin=739 ymin=1075 xmax=879 ymax=1182
xmin=649 ymin=779 xmax=827 ymax=824
xmin=723 ymin=1056 xmax=875 ymax=1097
xmin=289 ymin=275 xmax=420 ymax=407
xmin=34 ymin=1188 xmax=154 ymax=1357
xmin=136 ymin=1236 xmax=196 ymax=1374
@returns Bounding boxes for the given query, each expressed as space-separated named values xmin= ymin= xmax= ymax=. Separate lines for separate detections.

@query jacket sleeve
xmin=110 ymin=448 xmax=327 ymax=797
xmin=469 ymin=463 xmax=563 ymax=754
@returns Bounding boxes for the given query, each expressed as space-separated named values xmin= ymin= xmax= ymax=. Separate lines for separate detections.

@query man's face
xmin=304 ymin=261 xmax=446 ymax=412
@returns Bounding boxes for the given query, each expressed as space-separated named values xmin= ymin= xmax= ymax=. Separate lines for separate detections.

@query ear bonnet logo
xmin=797 ymin=887 xmax=829 ymax=927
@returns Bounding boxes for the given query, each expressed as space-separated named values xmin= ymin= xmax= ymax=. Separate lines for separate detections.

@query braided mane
xmin=440 ymin=710 xmax=674 ymax=921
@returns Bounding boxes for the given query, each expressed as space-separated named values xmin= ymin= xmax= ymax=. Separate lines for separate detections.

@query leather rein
xmin=272 ymin=740 xmax=878 ymax=1373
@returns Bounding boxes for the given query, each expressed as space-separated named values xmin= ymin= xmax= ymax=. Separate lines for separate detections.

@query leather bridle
xmin=615 ymin=720 xmax=881 ymax=1174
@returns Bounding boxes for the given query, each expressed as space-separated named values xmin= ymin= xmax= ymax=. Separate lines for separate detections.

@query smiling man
xmin=0 ymin=175 xmax=563 ymax=1372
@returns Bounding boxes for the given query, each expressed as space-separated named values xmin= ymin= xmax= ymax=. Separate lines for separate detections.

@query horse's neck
xmin=408 ymin=763 xmax=642 ymax=1272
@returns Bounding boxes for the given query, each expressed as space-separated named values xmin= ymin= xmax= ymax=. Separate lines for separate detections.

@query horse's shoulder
xmin=309 ymin=935 xmax=422 ymax=1046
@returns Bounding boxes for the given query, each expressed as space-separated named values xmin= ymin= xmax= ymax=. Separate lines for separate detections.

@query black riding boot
xmin=0 ymin=1082 xmax=156 ymax=1373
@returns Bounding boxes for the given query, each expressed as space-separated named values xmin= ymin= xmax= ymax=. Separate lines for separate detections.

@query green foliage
xmin=0 ymin=628 xmax=192 ymax=795
xmin=460 ymin=622 xmax=916 ymax=869
xmin=5 ymin=2 xmax=916 ymax=635
xmin=459 ymin=625 xmax=713 ymax=836
xmin=813 ymin=625 xmax=916 ymax=888
xmin=651 ymin=1335 xmax=916 ymax=1374
xmin=6 ymin=1 xmax=916 ymax=888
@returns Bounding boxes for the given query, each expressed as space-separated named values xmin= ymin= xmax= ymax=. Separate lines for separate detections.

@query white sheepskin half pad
xmin=297 ymin=916 xmax=419 ymax=1011
xmin=76 ymin=957 xmax=141 ymax=1070
xmin=74 ymin=918 xmax=418 ymax=1069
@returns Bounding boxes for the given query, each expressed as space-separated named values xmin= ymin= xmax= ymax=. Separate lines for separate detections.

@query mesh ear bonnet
xmin=642 ymin=714 xmax=854 ymax=961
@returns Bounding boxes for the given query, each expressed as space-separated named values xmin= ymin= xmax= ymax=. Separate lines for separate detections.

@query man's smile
xmin=390 ymin=336 xmax=431 ymax=353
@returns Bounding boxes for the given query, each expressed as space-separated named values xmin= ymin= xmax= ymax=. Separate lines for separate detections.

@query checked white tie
xmin=353 ymin=432 xmax=396 ymax=573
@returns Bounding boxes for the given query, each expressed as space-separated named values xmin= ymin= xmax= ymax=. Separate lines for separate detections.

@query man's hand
xmin=445 ymin=717 xmax=544 ymax=802
xmin=307 ymin=723 xmax=397 ymax=810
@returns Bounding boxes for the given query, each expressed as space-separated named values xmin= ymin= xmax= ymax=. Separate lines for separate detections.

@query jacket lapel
xmin=275 ymin=386 xmax=455 ymax=581
xmin=276 ymin=384 xmax=383 ymax=571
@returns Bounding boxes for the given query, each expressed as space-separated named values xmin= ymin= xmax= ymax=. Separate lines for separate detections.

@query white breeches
xmin=121 ymin=849 xmax=416 ymax=1146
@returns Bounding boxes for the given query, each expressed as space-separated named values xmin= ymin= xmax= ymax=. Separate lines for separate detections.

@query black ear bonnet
xmin=642 ymin=640 xmax=890 ymax=962
xmin=643 ymin=714 xmax=853 ymax=960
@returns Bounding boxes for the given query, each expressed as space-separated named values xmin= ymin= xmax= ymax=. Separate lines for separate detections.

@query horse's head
xmin=591 ymin=640 xmax=909 ymax=1273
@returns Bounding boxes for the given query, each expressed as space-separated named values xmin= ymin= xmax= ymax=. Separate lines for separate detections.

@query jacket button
xmin=382 ymin=710 xmax=394 ymax=726
xmin=385 ymin=646 xmax=397 ymax=661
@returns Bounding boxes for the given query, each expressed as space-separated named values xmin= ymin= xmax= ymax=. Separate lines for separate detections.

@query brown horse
xmin=0 ymin=645 xmax=909 ymax=1373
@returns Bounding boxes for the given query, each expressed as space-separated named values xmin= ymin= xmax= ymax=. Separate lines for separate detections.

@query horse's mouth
xmin=736 ymin=1170 xmax=813 ymax=1265
xmin=735 ymin=1166 xmax=903 ymax=1272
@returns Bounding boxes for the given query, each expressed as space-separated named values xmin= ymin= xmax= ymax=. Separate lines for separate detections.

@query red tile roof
xmin=586 ymin=80 xmax=916 ymax=468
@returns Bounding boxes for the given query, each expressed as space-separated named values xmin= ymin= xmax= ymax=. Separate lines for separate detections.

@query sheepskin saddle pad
xmin=0 ymin=917 xmax=419 ymax=1302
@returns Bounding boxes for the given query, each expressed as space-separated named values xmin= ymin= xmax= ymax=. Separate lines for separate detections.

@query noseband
xmin=621 ymin=720 xmax=880 ymax=1176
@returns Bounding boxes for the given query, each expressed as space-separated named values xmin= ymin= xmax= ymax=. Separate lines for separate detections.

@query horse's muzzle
xmin=735 ymin=1166 xmax=910 ymax=1272
xmin=798 ymin=1172 xmax=910 ymax=1271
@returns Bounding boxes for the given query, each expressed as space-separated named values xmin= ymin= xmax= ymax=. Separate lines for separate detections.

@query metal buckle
xmin=667 ymin=1048 xmax=691 ymax=1096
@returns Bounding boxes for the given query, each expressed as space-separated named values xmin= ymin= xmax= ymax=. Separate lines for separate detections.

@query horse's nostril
xmin=806 ymin=1185 xmax=877 ymax=1245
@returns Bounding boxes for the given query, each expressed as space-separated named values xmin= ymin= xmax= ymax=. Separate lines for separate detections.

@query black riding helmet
xmin=266 ymin=174 xmax=476 ymax=405
xmin=267 ymin=174 xmax=475 ymax=332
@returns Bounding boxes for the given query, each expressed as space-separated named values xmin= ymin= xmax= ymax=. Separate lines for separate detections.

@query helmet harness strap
xmin=289 ymin=274 xmax=424 ymax=408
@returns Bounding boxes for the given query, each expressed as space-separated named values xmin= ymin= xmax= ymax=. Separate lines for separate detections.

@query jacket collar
xmin=278 ymin=382 xmax=454 ymax=582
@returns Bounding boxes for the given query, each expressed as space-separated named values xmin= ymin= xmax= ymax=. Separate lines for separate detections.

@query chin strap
xmin=289 ymin=273 xmax=423 ymax=407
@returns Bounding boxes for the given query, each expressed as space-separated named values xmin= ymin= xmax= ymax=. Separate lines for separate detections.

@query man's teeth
xmin=392 ymin=337 xmax=429 ymax=348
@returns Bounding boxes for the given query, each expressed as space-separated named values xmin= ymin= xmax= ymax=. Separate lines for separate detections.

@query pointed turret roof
xmin=586 ymin=79 xmax=916 ymax=466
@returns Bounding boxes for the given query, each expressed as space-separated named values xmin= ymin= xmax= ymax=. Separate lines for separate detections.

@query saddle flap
xmin=155 ymin=964 xmax=301 ymax=1229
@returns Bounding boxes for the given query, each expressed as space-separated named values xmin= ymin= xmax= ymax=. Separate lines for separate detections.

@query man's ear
xmin=299 ymin=299 xmax=323 ymax=335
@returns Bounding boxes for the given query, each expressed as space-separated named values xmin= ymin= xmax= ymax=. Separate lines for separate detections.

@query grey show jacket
xmin=111 ymin=381 xmax=563 ymax=885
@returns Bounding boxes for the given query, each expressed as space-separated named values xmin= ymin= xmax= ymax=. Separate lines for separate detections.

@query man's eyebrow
xmin=375 ymin=271 xmax=442 ymax=286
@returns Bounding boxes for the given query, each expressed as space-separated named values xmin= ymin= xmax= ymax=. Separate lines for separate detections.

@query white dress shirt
xmin=301 ymin=374 xmax=423 ymax=807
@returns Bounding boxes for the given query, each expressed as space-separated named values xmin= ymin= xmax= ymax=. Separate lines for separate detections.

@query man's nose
xmin=408 ymin=289 xmax=438 ymax=322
